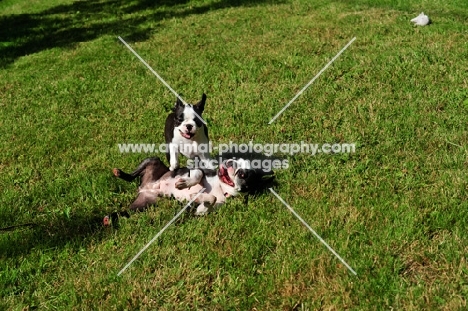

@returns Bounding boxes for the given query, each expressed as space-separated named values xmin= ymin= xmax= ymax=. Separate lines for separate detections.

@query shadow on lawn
xmin=0 ymin=210 xmax=109 ymax=258
xmin=0 ymin=0 xmax=282 ymax=68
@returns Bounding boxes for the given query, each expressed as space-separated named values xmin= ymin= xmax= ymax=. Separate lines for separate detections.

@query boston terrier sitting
xmin=107 ymin=157 xmax=275 ymax=220
xmin=164 ymin=94 xmax=211 ymax=171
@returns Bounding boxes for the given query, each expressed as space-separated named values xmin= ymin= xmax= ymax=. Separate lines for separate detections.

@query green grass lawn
xmin=1 ymin=0 xmax=467 ymax=309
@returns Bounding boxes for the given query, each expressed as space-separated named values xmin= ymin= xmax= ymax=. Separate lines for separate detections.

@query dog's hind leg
xmin=113 ymin=158 xmax=154 ymax=182
xmin=103 ymin=190 xmax=161 ymax=226
xmin=129 ymin=190 xmax=163 ymax=212
xmin=113 ymin=157 xmax=166 ymax=182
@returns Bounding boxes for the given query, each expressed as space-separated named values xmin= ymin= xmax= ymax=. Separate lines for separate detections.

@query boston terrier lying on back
xmin=164 ymin=94 xmax=211 ymax=171
xmin=108 ymin=156 xmax=275 ymax=219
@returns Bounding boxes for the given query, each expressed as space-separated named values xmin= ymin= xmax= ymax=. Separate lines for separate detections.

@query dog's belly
xmin=143 ymin=179 xmax=204 ymax=202
xmin=139 ymin=176 xmax=228 ymax=205
xmin=202 ymin=177 xmax=229 ymax=204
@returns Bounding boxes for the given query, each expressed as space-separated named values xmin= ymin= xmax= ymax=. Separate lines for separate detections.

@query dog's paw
xmin=169 ymin=164 xmax=179 ymax=171
xmin=194 ymin=204 xmax=211 ymax=216
xmin=112 ymin=168 xmax=120 ymax=177
xmin=103 ymin=215 xmax=111 ymax=226
xmin=175 ymin=178 xmax=189 ymax=189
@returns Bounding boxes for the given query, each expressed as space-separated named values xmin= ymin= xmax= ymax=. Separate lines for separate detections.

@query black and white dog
xmin=108 ymin=157 xmax=275 ymax=218
xmin=164 ymin=94 xmax=211 ymax=171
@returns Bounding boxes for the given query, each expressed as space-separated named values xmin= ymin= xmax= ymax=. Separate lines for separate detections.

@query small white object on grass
xmin=411 ymin=12 xmax=430 ymax=26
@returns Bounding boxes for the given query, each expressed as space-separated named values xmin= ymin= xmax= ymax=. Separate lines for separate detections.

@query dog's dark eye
xmin=236 ymin=169 xmax=248 ymax=179
xmin=194 ymin=118 xmax=203 ymax=127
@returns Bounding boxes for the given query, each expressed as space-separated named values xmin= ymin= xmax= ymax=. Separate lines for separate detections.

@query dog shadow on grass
xmin=0 ymin=208 xmax=111 ymax=259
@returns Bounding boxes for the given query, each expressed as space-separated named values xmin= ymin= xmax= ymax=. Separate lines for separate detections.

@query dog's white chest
xmin=172 ymin=131 xmax=210 ymax=158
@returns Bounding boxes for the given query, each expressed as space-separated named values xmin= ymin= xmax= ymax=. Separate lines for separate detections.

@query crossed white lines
xmin=118 ymin=37 xmax=207 ymax=125
xmin=268 ymin=37 xmax=356 ymax=124
xmin=117 ymin=188 xmax=206 ymax=276
xmin=117 ymin=37 xmax=357 ymax=275
xmin=269 ymin=189 xmax=357 ymax=275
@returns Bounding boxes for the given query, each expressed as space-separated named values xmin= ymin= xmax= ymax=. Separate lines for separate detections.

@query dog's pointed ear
xmin=194 ymin=93 xmax=207 ymax=112
xmin=260 ymin=170 xmax=275 ymax=183
xmin=176 ymin=97 xmax=184 ymax=106
xmin=255 ymin=169 xmax=274 ymax=176
xmin=246 ymin=169 xmax=275 ymax=194
xmin=173 ymin=97 xmax=184 ymax=110
xmin=172 ymin=96 xmax=184 ymax=112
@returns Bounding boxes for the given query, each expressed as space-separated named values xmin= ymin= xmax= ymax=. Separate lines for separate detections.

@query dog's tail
xmin=112 ymin=157 xmax=162 ymax=182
